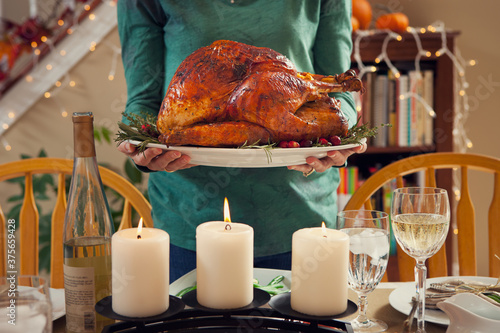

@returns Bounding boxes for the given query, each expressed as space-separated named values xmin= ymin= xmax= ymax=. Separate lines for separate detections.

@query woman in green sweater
xmin=116 ymin=0 xmax=366 ymax=282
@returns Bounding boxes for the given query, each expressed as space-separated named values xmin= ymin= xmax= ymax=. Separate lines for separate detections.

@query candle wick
xmin=225 ymin=224 xmax=232 ymax=231
xmin=323 ymin=235 xmax=327 ymax=239
xmin=137 ymin=235 xmax=142 ymax=239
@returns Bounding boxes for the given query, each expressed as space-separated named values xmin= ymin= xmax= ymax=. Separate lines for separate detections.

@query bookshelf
xmin=348 ymin=30 xmax=459 ymax=187
xmin=346 ymin=31 xmax=460 ymax=276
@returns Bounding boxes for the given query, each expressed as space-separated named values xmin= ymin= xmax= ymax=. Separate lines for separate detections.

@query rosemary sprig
xmin=340 ymin=117 xmax=391 ymax=145
xmin=115 ymin=112 xmax=161 ymax=152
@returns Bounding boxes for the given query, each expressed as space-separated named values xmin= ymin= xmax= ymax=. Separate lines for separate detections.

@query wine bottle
xmin=63 ymin=112 xmax=115 ymax=333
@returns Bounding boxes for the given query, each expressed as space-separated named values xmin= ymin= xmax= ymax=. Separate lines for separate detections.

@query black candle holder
xmin=95 ymin=295 xmax=184 ymax=322
xmin=96 ymin=292 xmax=355 ymax=333
xmin=268 ymin=292 xmax=357 ymax=321
xmin=181 ymin=287 xmax=270 ymax=312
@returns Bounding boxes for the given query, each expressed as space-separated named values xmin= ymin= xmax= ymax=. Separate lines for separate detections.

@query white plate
xmin=169 ymin=268 xmax=291 ymax=296
xmin=128 ymin=138 xmax=366 ymax=168
xmin=50 ymin=288 xmax=65 ymax=321
xmin=389 ymin=276 xmax=498 ymax=326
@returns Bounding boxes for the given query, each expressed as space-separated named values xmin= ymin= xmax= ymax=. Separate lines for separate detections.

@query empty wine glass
xmin=391 ymin=187 xmax=450 ymax=333
xmin=338 ymin=210 xmax=390 ymax=332
xmin=0 ymin=275 xmax=52 ymax=333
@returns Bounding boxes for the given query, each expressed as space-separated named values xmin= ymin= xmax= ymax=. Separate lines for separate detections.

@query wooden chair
xmin=344 ymin=152 xmax=500 ymax=281
xmin=0 ymin=157 xmax=153 ymax=288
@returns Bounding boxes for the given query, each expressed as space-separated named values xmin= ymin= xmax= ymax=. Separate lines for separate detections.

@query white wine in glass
xmin=391 ymin=187 xmax=450 ymax=333
xmin=338 ymin=210 xmax=390 ymax=333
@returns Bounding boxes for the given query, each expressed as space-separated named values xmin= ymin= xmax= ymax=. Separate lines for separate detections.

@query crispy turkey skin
xmin=157 ymin=40 xmax=362 ymax=147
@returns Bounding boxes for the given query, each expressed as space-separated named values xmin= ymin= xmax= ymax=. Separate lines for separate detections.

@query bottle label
xmin=64 ymin=265 xmax=96 ymax=332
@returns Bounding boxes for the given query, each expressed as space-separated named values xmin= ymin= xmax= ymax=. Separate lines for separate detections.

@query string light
xmin=0 ymin=0 xmax=119 ymax=151
xmin=1 ymin=137 xmax=11 ymax=151
xmin=353 ymin=21 xmax=476 ymax=222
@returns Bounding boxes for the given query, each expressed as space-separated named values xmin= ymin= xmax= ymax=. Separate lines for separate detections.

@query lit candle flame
xmin=137 ymin=218 xmax=143 ymax=239
xmin=224 ymin=197 xmax=231 ymax=223
xmin=321 ymin=221 xmax=327 ymax=238
xmin=224 ymin=198 xmax=232 ymax=231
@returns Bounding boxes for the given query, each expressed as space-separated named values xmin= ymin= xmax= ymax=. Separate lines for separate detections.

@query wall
xmin=1 ymin=0 xmax=499 ymax=275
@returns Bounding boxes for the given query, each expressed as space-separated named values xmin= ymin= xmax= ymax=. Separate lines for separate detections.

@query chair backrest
xmin=0 ymin=157 xmax=153 ymax=288
xmin=344 ymin=152 xmax=500 ymax=281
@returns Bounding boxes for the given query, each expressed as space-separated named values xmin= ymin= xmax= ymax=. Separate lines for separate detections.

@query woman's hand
xmin=117 ymin=142 xmax=196 ymax=172
xmin=287 ymin=142 xmax=367 ymax=176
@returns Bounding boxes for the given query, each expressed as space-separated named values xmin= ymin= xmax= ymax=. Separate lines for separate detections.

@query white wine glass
xmin=337 ymin=210 xmax=390 ymax=333
xmin=391 ymin=187 xmax=450 ymax=333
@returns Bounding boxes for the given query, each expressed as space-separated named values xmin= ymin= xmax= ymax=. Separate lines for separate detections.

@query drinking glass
xmin=338 ymin=210 xmax=390 ymax=332
xmin=0 ymin=275 xmax=52 ymax=333
xmin=391 ymin=187 xmax=450 ymax=333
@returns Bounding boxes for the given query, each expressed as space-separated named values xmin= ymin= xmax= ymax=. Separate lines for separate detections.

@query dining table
xmin=51 ymin=269 xmax=449 ymax=333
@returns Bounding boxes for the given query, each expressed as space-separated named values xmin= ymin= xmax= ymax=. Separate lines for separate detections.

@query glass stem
xmin=356 ymin=294 xmax=369 ymax=326
xmin=415 ymin=259 xmax=427 ymax=333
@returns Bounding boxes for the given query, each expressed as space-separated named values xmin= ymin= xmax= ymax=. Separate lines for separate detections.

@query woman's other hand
xmin=287 ymin=142 xmax=367 ymax=176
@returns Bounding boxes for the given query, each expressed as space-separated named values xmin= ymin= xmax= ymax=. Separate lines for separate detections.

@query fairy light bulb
xmin=8 ymin=112 xmax=15 ymax=119
xmin=25 ymin=75 xmax=33 ymax=82
xmin=31 ymin=41 xmax=38 ymax=48
xmin=2 ymin=123 xmax=9 ymax=130
xmin=44 ymin=92 xmax=51 ymax=98
xmin=46 ymin=64 xmax=53 ymax=71
xmin=60 ymin=50 xmax=67 ymax=56
xmin=108 ymin=75 xmax=114 ymax=81
xmin=468 ymin=59 xmax=476 ymax=66
xmin=58 ymin=19 xmax=64 ymax=26
xmin=69 ymin=81 xmax=76 ymax=87
xmin=89 ymin=14 xmax=96 ymax=21
xmin=55 ymin=81 xmax=62 ymax=87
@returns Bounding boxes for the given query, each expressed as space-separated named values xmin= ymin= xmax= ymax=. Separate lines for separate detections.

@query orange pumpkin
xmin=352 ymin=0 xmax=372 ymax=30
xmin=352 ymin=16 xmax=360 ymax=32
xmin=375 ymin=12 xmax=409 ymax=33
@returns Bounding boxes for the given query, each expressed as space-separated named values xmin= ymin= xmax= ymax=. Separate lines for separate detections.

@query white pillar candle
xmin=291 ymin=226 xmax=349 ymax=316
xmin=196 ymin=221 xmax=254 ymax=309
xmin=111 ymin=224 xmax=170 ymax=317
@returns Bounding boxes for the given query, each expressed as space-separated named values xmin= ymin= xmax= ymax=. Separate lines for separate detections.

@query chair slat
xmin=118 ymin=200 xmax=134 ymax=231
xmin=456 ymin=166 xmax=477 ymax=276
xmin=20 ymin=173 xmax=39 ymax=276
xmin=426 ymin=167 xmax=437 ymax=187
xmin=50 ymin=173 xmax=66 ymax=288
xmin=489 ymin=172 xmax=500 ymax=277
xmin=396 ymin=176 xmax=404 ymax=188
xmin=396 ymin=246 xmax=415 ymax=282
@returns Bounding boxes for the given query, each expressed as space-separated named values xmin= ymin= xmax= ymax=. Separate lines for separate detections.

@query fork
xmin=403 ymin=298 xmax=417 ymax=332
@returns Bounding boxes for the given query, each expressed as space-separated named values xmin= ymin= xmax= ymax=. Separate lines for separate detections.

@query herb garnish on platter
xmin=115 ymin=112 xmax=383 ymax=152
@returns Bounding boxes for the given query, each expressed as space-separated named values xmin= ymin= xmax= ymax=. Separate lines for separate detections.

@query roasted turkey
xmin=157 ymin=40 xmax=363 ymax=147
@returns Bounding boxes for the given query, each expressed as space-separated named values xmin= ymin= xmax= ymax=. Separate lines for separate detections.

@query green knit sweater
xmin=117 ymin=0 xmax=356 ymax=256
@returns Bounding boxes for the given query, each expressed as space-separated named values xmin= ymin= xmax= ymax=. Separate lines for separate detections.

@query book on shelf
xmin=356 ymin=69 xmax=435 ymax=148
xmin=337 ymin=166 xmax=359 ymax=211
